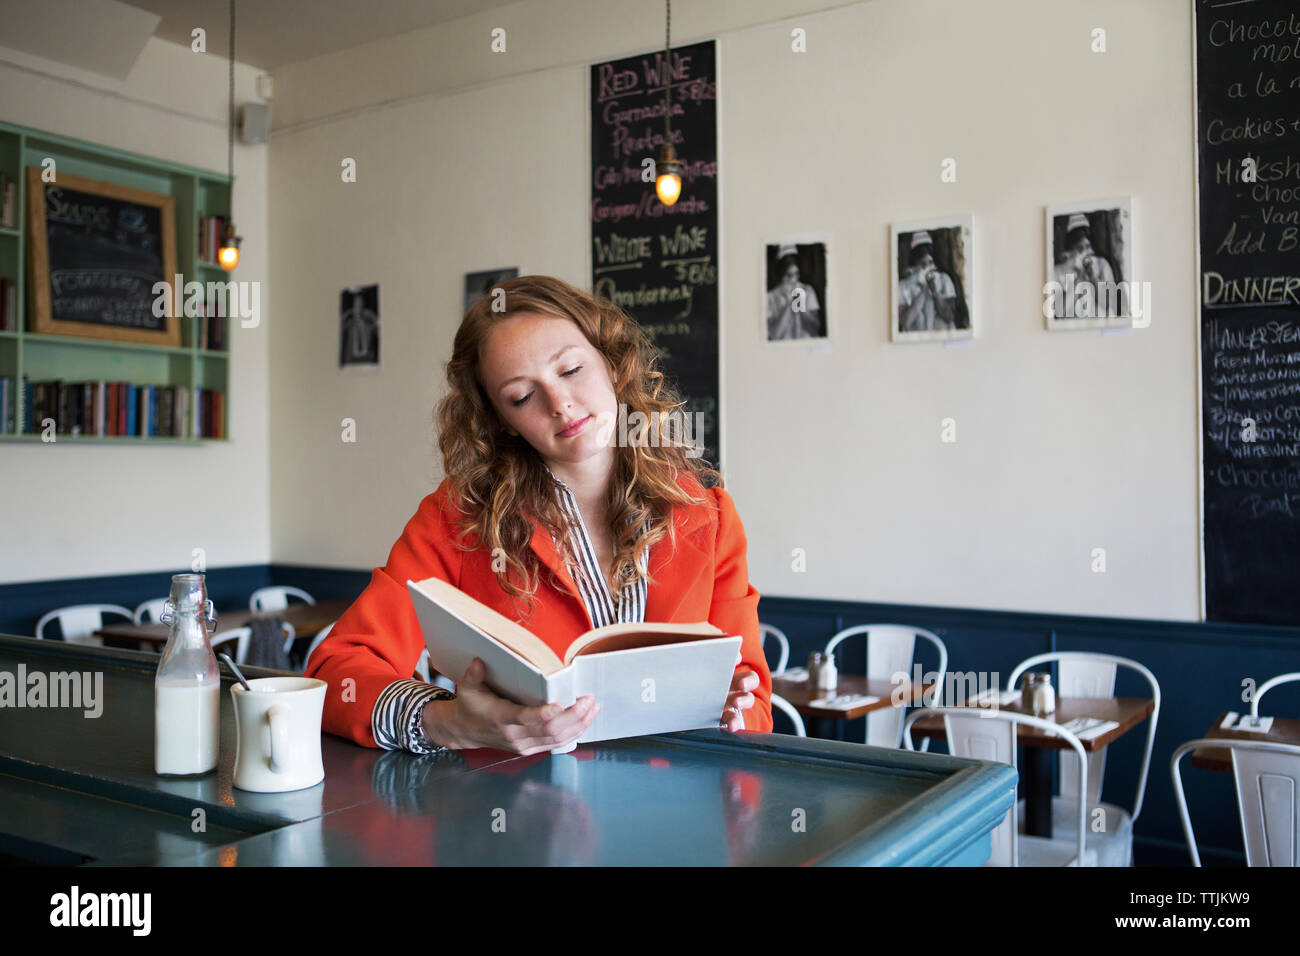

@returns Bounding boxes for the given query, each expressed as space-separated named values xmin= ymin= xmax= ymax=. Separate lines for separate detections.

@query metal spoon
xmin=218 ymin=653 xmax=252 ymax=691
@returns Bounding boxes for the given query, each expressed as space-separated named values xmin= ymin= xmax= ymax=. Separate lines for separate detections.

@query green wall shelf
xmin=0 ymin=120 xmax=234 ymax=444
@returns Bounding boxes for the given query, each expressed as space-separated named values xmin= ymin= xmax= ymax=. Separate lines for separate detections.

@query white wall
xmin=0 ymin=37 xmax=271 ymax=583
xmin=266 ymin=0 xmax=1201 ymax=622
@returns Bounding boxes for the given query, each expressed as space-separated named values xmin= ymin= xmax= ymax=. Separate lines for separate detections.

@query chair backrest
xmin=249 ymin=586 xmax=316 ymax=612
xmin=1171 ymin=737 xmax=1300 ymax=867
xmin=759 ymin=623 xmax=789 ymax=675
xmin=770 ymin=692 xmax=806 ymax=737
xmin=825 ymin=624 xmax=948 ymax=747
xmin=304 ymin=622 xmax=335 ymax=672
xmin=211 ymin=622 xmax=292 ymax=665
xmin=414 ymin=647 xmax=432 ymax=682
xmin=1251 ymin=673 xmax=1300 ymax=719
xmin=133 ymin=598 xmax=170 ymax=625
xmin=35 ymin=604 xmax=133 ymax=646
xmin=210 ymin=626 xmax=253 ymax=664
xmin=1008 ymin=651 xmax=1160 ymax=822
xmin=903 ymin=707 xmax=1089 ymax=867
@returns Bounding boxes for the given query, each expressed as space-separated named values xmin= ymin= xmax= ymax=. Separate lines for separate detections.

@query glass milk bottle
xmin=154 ymin=573 xmax=220 ymax=775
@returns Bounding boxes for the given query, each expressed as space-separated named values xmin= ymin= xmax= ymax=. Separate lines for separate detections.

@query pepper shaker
xmin=807 ymin=652 xmax=825 ymax=692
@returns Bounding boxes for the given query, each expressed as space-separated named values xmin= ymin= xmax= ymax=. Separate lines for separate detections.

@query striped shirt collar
xmin=544 ymin=464 xmax=647 ymax=627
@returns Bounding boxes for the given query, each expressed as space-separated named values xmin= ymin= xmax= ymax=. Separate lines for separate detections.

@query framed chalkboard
xmin=1194 ymin=0 xmax=1300 ymax=625
xmin=25 ymin=168 xmax=180 ymax=347
xmin=590 ymin=39 xmax=720 ymax=466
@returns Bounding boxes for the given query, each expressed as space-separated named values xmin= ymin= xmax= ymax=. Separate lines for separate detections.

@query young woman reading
xmin=308 ymin=275 xmax=773 ymax=755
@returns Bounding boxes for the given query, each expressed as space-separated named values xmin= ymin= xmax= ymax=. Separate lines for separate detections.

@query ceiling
xmin=122 ymin=0 xmax=527 ymax=71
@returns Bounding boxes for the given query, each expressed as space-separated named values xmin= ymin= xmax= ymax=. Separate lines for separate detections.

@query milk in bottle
xmin=154 ymin=573 xmax=221 ymax=775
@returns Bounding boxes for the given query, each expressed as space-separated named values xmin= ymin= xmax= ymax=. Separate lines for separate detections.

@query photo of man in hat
xmin=1053 ymin=212 xmax=1121 ymax=317
xmin=1046 ymin=203 xmax=1131 ymax=324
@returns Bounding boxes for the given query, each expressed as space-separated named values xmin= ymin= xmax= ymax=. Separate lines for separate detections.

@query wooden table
xmin=772 ymin=673 xmax=932 ymax=741
xmin=94 ymin=599 xmax=350 ymax=648
xmin=908 ymin=696 xmax=1155 ymax=838
xmin=1191 ymin=712 xmax=1300 ymax=772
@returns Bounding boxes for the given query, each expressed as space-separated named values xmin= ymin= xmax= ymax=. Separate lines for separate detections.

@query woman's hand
xmin=720 ymin=666 xmax=759 ymax=732
xmin=423 ymin=657 xmax=599 ymax=755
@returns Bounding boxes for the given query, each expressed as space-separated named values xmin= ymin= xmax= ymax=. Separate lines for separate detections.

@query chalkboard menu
xmin=590 ymin=39 xmax=720 ymax=466
xmin=26 ymin=168 xmax=179 ymax=346
xmin=1195 ymin=0 xmax=1300 ymax=624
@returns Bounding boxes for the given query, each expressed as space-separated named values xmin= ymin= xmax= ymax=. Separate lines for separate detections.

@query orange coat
xmin=308 ymin=471 xmax=774 ymax=748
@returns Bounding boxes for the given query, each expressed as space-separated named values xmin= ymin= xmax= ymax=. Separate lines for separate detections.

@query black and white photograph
xmin=339 ymin=283 xmax=379 ymax=367
xmin=464 ymin=266 xmax=519 ymax=313
xmin=1045 ymin=198 xmax=1133 ymax=330
xmin=764 ymin=239 xmax=828 ymax=342
xmin=891 ymin=217 xmax=973 ymax=342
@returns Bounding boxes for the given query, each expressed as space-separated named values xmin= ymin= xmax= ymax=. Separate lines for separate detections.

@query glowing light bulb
xmin=656 ymin=172 xmax=682 ymax=206
xmin=655 ymin=142 xmax=683 ymax=207
xmin=218 ymin=223 xmax=241 ymax=272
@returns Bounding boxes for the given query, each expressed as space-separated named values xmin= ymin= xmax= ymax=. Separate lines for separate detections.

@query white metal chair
xmin=35 ymin=604 xmax=133 ymax=647
xmin=248 ymin=586 xmax=316 ymax=612
xmin=903 ymin=707 xmax=1094 ymax=866
xmin=770 ymin=692 xmax=806 ymax=736
xmin=303 ymin=621 xmax=335 ymax=672
xmin=1172 ymin=737 xmax=1300 ymax=867
xmin=210 ymin=621 xmax=295 ymax=665
xmin=759 ymin=623 xmax=790 ymax=675
xmin=1007 ymin=651 xmax=1159 ymax=866
xmin=825 ymin=624 xmax=948 ymax=749
xmin=133 ymin=598 xmax=170 ymax=625
xmin=1251 ymin=672 xmax=1300 ymax=719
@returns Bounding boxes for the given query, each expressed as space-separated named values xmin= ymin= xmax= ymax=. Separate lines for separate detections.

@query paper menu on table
xmin=1221 ymin=713 xmax=1275 ymax=733
xmin=1057 ymin=717 xmax=1119 ymax=741
xmin=968 ymin=688 xmax=1021 ymax=707
xmin=809 ymin=693 xmax=879 ymax=711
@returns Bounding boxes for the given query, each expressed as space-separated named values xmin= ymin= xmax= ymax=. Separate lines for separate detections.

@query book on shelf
xmin=14 ymin=378 xmax=222 ymax=438
xmin=0 ymin=173 xmax=14 ymax=229
xmin=199 ymin=295 xmax=226 ymax=351
xmin=198 ymin=215 xmax=227 ymax=265
xmin=406 ymin=575 xmax=742 ymax=746
xmin=0 ymin=277 xmax=14 ymax=331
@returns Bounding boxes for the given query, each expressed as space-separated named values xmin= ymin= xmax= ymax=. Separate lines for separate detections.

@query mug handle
xmin=268 ymin=705 xmax=290 ymax=773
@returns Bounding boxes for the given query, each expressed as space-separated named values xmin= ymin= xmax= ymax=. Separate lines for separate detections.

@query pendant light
xmin=655 ymin=0 xmax=683 ymax=207
xmin=218 ymin=0 xmax=242 ymax=271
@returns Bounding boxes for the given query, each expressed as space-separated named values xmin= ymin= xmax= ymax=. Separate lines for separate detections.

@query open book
xmin=406 ymin=576 xmax=742 ymax=747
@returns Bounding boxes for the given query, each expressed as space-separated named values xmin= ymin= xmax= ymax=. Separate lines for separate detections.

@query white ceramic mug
xmin=232 ymin=677 xmax=326 ymax=793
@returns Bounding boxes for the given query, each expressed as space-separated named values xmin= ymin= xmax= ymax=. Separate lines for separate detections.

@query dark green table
xmin=0 ymin=634 xmax=1016 ymax=866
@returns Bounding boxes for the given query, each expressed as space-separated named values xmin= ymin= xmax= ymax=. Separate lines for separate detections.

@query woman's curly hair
xmin=435 ymin=275 xmax=722 ymax=621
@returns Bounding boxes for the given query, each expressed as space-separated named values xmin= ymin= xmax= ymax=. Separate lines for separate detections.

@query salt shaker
xmin=1021 ymin=672 xmax=1055 ymax=716
xmin=817 ymin=652 xmax=838 ymax=692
